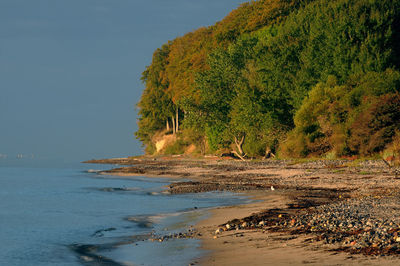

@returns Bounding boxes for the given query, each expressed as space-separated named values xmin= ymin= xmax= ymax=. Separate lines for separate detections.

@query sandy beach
xmin=196 ymin=192 xmax=400 ymax=265
xmin=85 ymin=156 xmax=400 ymax=265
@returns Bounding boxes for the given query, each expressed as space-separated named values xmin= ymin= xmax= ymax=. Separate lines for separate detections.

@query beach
xmin=86 ymin=156 xmax=400 ymax=265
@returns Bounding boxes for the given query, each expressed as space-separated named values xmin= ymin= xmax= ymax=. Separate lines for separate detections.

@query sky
xmin=0 ymin=0 xmax=245 ymax=165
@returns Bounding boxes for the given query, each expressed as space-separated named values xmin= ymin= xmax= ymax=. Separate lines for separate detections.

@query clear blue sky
xmin=0 ymin=0 xmax=245 ymax=164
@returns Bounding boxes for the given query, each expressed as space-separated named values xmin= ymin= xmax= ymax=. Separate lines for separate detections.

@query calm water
xmin=0 ymin=164 xmax=247 ymax=266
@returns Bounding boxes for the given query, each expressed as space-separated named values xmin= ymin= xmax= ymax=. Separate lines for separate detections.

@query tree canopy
xmin=136 ymin=0 xmax=400 ymax=159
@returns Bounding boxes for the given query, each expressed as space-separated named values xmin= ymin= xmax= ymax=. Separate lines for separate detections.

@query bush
xmin=282 ymin=70 xmax=400 ymax=158
xmin=242 ymin=134 xmax=266 ymax=157
xmin=181 ymin=128 xmax=207 ymax=155
xmin=163 ymin=137 xmax=188 ymax=155
xmin=145 ymin=142 xmax=156 ymax=155
xmin=382 ymin=131 xmax=400 ymax=165
xmin=205 ymin=123 xmax=229 ymax=152
xmin=348 ymin=93 xmax=400 ymax=156
xmin=279 ymin=129 xmax=308 ymax=158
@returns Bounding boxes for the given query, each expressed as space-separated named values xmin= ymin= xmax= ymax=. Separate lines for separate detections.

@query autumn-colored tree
xmin=136 ymin=0 xmax=400 ymax=158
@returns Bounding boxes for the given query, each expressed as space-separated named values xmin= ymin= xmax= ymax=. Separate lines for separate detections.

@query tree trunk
xmin=200 ymin=137 xmax=206 ymax=155
xmin=176 ymin=108 xmax=179 ymax=133
xmin=172 ymin=116 xmax=176 ymax=135
xmin=166 ymin=119 xmax=170 ymax=131
xmin=234 ymin=135 xmax=245 ymax=156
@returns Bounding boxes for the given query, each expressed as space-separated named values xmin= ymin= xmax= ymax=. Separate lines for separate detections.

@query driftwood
xmin=231 ymin=150 xmax=247 ymax=161
xmin=382 ymin=158 xmax=392 ymax=167
xmin=234 ymin=135 xmax=245 ymax=156
xmin=264 ymin=147 xmax=275 ymax=159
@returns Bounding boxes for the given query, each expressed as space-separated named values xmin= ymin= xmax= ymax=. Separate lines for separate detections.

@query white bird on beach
xmin=270 ymin=186 xmax=275 ymax=191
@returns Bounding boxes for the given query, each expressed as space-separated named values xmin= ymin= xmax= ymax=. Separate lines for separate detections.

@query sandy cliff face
xmin=154 ymin=133 xmax=176 ymax=153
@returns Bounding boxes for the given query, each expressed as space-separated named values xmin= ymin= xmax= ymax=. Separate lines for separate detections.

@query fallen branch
xmin=231 ymin=150 xmax=246 ymax=161
xmin=382 ymin=158 xmax=392 ymax=168
xmin=263 ymin=148 xmax=275 ymax=160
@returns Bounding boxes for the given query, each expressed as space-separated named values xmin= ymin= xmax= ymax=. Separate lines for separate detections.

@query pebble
xmin=217 ymin=195 xmax=400 ymax=255
xmin=282 ymin=196 xmax=400 ymax=253
xmin=215 ymin=228 xmax=223 ymax=234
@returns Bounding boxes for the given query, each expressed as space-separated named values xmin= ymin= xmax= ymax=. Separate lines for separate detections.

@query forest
xmin=135 ymin=0 xmax=400 ymax=160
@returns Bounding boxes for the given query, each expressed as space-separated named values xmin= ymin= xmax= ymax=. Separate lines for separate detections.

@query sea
xmin=0 ymin=162 xmax=248 ymax=266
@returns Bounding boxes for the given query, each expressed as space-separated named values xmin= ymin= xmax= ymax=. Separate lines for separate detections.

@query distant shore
xmin=85 ymin=156 xmax=400 ymax=265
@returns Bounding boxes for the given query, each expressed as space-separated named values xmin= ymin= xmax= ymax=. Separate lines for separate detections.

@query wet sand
xmin=85 ymin=156 xmax=400 ymax=265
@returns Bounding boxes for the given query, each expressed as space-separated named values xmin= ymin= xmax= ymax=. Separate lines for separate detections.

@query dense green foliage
xmin=282 ymin=70 xmax=400 ymax=157
xmin=136 ymin=0 xmax=400 ymax=159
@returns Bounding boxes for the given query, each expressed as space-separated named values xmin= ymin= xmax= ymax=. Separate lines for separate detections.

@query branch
xmin=239 ymin=135 xmax=245 ymax=146
xmin=234 ymin=134 xmax=245 ymax=146
xmin=382 ymin=158 xmax=392 ymax=168
xmin=231 ymin=150 xmax=246 ymax=161
xmin=234 ymin=136 xmax=239 ymax=147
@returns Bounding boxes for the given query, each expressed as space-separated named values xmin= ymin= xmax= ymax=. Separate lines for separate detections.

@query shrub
xmin=282 ymin=70 xmax=400 ymax=158
xmin=279 ymin=129 xmax=308 ymax=158
xmin=348 ymin=93 xmax=400 ymax=156
xmin=205 ymin=123 xmax=229 ymax=152
xmin=163 ymin=137 xmax=189 ymax=155
xmin=242 ymin=134 xmax=266 ymax=157
xmin=382 ymin=131 xmax=400 ymax=165
xmin=180 ymin=128 xmax=207 ymax=155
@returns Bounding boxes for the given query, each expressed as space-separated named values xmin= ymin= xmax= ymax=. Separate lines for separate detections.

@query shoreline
xmin=72 ymin=170 xmax=247 ymax=266
xmin=195 ymin=191 xmax=400 ymax=265
xmin=85 ymin=156 xmax=400 ymax=265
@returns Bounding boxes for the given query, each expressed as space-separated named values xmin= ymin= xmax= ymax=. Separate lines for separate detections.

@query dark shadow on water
xmin=69 ymin=243 xmax=122 ymax=266
xmin=97 ymin=187 xmax=139 ymax=192
xmin=84 ymin=186 xmax=168 ymax=196
xmin=125 ymin=215 xmax=155 ymax=228
xmin=91 ymin=227 xmax=117 ymax=237
xmin=68 ymin=234 xmax=151 ymax=266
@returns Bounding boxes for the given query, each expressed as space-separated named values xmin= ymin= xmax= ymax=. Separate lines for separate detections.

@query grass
xmin=359 ymin=171 xmax=373 ymax=175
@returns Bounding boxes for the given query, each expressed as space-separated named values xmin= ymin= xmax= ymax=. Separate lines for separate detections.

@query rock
xmin=215 ymin=228 xmax=223 ymax=234
xmin=226 ymin=224 xmax=231 ymax=230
